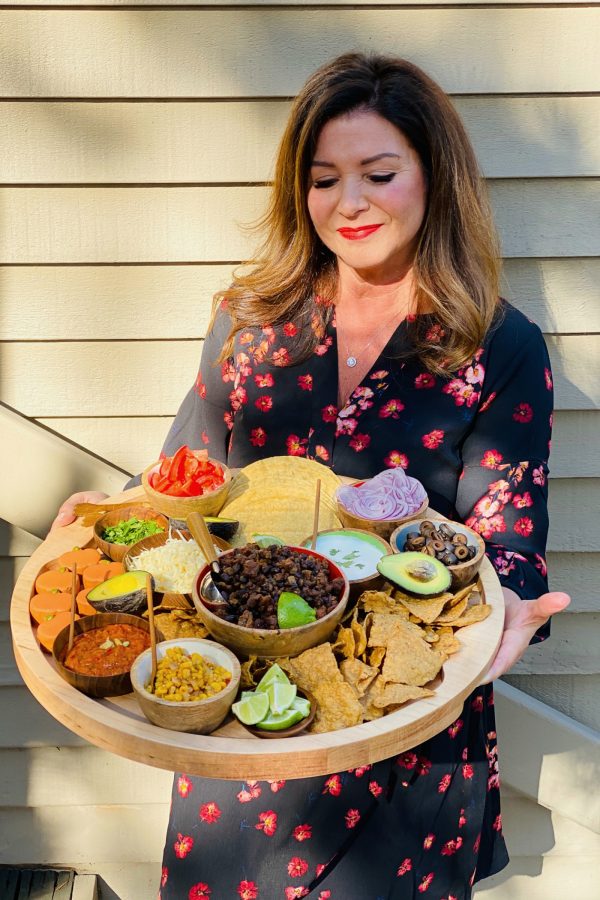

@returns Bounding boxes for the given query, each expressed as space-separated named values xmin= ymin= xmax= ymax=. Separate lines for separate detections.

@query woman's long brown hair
xmin=214 ymin=52 xmax=501 ymax=374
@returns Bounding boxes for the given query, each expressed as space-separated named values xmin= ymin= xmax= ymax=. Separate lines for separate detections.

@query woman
xmin=55 ymin=53 xmax=569 ymax=898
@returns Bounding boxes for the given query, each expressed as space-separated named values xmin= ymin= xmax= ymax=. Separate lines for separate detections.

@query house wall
xmin=1 ymin=2 xmax=598 ymax=897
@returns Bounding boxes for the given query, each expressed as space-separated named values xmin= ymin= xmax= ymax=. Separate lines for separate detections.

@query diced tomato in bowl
xmin=142 ymin=447 xmax=231 ymax=518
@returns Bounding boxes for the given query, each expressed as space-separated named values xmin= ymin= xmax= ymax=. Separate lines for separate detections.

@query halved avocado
xmin=377 ymin=552 xmax=451 ymax=597
xmin=204 ymin=516 xmax=239 ymax=540
xmin=87 ymin=570 xmax=153 ymax=615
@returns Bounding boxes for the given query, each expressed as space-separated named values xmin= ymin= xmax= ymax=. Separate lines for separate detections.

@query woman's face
xmin=307 ymin=109 xmax=428 ymax=283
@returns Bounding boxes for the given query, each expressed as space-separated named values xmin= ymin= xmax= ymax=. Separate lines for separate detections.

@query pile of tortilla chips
xmin=221 ymin=457 xmax=342 ymax=546
xmin=241 ymin=581 xmax=491 ymax=733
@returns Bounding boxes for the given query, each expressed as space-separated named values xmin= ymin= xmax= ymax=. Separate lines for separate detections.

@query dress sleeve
xmin=159 ymin=307 xmax=234 ymax=463
xmin=454 ymin=315 xmax=553 ymax=642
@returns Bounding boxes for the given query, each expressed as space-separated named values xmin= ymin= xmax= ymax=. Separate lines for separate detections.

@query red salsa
xmin=63 ymin=623 xmax=150 ymax=677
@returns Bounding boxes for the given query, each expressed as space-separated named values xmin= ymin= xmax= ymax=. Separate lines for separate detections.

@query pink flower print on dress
xmin=422 ymin=429 xmax=444 ymax=450
xmin=369 ymin=780 xmax=383 ymax=797
xmin=418 ymin=873 xmax=434 ymax=893
xmin=493 ymin=814 xmax=502 ymax=832
xmin=513 ymin=402 xmax=533 ymax=423
xmin=532 ymin=465 xmax=546 ymax=486
xmin=512 ymin=492 xmax=533 ymax=508
xmin=480 ymin=449 xmax=503 ymax=469
xmin=272 ymin=347 xmax=290 ymax=367
xmin=220 ymin=361 xmax=235 ymax=384
xmin=335 ymin=417 xmax=358 ymax=437
xmin=397 ymin=858 xmax=412 ymax=877
xmin=239 ymin=331 xmax=254 ymax=345
xmin=262 ymin=326 xmax=276 ymax=344
xmin=397 ymin=751 xmax=418 ymax=770
xmin=250 ymin=427 xmax=267 ymax=447
xmin=189 ymin=884 xmax=211 ymax=900
xmin=161 ymin=866 xmax=168 ymax=887
xmin=321 ymin=404 xmax=338 ymax=423
xmin=253 ymin=339 xmax=269 ymax=364
xmin=371 ymin=369 xmax=389 ymax=380
xmin=255 ymin=810 xmax=277 ymax=836
xmin=462 ymin=763 xmax=474 ymax=780
xmin=514 ymin=516 xmax=534 ymax=537
xmin=293 ymin=824 xmax=312 ymax=842
xmin=286 ymin=435 xmax=307 ymax=457
xmin=534 ymin=553 xmax=548 ymax=577
xmin=177 ymin=775 xmax=193 ymax=798
xmin=447 ymin=718 xmax=463 ymax=738
xmin=464 ymin=362 xmax=485 ymax=385
xmin=458 ymin=809 xmax=467 ymax=828
xmin=345 ymin=808 xmax=361 ymax=828
xmin=297 ymin=374 xmax=313 ymax=391
xmin=379 ymin=399 xmax=405 ymax=419
xmin=237 ymin=782 xmax=261 ymax=803
xmin=322 ymin=774 xmax=342 ymax=796
xmin=479 ymin=391 xmax=496 ymax=413
xmin=283 ymin=322 xmax=298 ymax=337
xmin=284 ymin=889 xmax=309 ymax=900
xmin=349 ymin=433 xmax=371 ymax=452
xmin=237 ymin=882 xmax=258 ymax=900
xmin=385 ymin=451 xmax=409 ymax=469
xmin=255 ymin=395 xmax=273 ymax=412
xmin=235 ymin=352 xmax=253 ymax=381
xmin=438 ymin=774 xmax=451 ymax=793
xmin=441 ymin=837 xmax=463 ymax=856
xmin=423 ymin=833 xmax=435 ymax=850
xmin=287 ymin=857 xmax=309 ymax=878
xmin=415 ymin=373 xmax=435 ymax=389
xmin=317 ymin=892 xmax=331 ymax=900
xmin=268 ymin=780 xmax=286 ymax=793
xmin=417 ymin=756 xmax=432 ymax=776
xmin=199 ymin=802 xmax=221 ymax=823
xmin=315 ymin=336 xmax=333 ymax=356
xmin=472 ymin=694 xmax=484 ymax=713
xmin=425 ymin=324 xmax=445 ymax=343
xmin=173 ymin=834 xmax=194 ymax=859
xmin=315 ymin=445 xmax=330 ymax=462
xmin=229 ymin=386 xmax=248 ymax=412
xmin=545 ymin=368 xmax=553 ymax=390
xmin=254 ymin=373 xmax=274 ymax=388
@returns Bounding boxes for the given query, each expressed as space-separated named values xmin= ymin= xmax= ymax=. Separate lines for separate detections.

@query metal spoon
xmin=186 ymin=512 xmax=228 ymax=608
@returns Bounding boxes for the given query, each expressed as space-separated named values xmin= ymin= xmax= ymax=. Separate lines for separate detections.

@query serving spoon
xmin=186 ymin=512 xmax=228 ymax=608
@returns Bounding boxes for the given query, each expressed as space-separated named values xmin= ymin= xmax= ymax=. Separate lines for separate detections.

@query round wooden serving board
xmin=11 ymin=487 xmax=504 ymax=781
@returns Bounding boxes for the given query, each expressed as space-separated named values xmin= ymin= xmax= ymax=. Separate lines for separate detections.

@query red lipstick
xmin=337 ymin=224 xmax=382 ymax=241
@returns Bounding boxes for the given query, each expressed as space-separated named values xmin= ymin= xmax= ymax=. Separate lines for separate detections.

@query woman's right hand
xmin=50 ymin=491 xmax=109 ymax=531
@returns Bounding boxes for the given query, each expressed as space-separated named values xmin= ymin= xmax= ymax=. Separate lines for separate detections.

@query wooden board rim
xmin=10 ymin=490 xmax=504 ymax=780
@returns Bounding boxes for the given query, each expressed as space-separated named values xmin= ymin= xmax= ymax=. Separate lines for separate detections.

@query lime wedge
xmin=252 ymin=534 xmax=285 ymax=548
xmin=256 ymin=663 xmax=290 ymax=693
xmin=231 ymin=692 xmax=270 ymax=726
xmin=267 ymin=682 xmax=297 ymax=715
xmin=291 ymin=696 xmax=311 ymax=717
xmin=277 ymin=592 xmax=317 ymax=629
xmin=255 ymin=708 xmax=305 ymax=731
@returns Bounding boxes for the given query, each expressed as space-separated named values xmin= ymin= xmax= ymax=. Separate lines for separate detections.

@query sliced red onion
xmin=337 ymin=468 xmax=427 ymax=520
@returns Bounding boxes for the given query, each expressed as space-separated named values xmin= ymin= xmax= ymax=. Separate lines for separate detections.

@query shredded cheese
xmin=128 ymin=538 xmax=207 ymax=593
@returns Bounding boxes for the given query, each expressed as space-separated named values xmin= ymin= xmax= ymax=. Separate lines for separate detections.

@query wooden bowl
xmin=390 ymin=518 xmax=486 ymax=589
xmin=192 ymin=547 xmax=350 ymax=659
xmin=141 ymin=459 xmax=232 ymax=519
xmin=130 ymin=638 xmax=241 ymax=734
xmin=300 ymin=528 xmax=391 ymax=602
xmin=52 ymin=613 xmax=163 ymax=698
xmin=93 ymin=505 xmax=168 ymax=562
xmin=123 ymin=529 xmax=230 ymax=597
xmin=242 ymin=692 xmax=316 ymax=739
xmin=335 ymin=491 xmax=429 ymax=541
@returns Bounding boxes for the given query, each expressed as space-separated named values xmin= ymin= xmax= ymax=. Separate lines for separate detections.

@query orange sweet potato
xmin=36 ymin=611 xmax=79 ymax=653
xmin=35 ymin=570 xmax=80 ymax=595
xmin=29 ymin=592 xmax=72 ymax=625
xmin=82 ymin=561 xmax=124 ymax=590
xmin=57 ymin=547 xmax=102 ymax=572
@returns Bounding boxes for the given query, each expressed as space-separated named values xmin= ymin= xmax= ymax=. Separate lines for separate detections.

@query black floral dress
xmin=157 ymin=301 xmax=553 ymax=900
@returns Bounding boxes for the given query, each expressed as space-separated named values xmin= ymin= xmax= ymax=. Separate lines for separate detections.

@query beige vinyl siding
xmin=0 ymin=2 xmax=598 ymax=897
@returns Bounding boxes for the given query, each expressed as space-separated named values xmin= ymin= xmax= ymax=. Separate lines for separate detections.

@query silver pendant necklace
xmin=340 ymin=306 xmax=403 ymax=368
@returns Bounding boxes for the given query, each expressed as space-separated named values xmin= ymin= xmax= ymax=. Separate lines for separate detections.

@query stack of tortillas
xmin=222 ymin=457 xmax=342 ymax=546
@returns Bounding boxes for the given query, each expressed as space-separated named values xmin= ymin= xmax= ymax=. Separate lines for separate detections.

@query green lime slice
xmin=290 ymin=696 xmax=311 ymax=717
xmin=267 ymin=682 xmax=297 ymax=715
xmin=252 ymin=534 xmax=285 ymax=548
xmin=255 ymin=708 xmax=306 ymax=731
xmin=277 ymin=592 xmax=317 ymax=629
xmin=255 ymin=663 xmax=290 ymax=693
xmin=231 ymin=692 xmax=270 ymax=726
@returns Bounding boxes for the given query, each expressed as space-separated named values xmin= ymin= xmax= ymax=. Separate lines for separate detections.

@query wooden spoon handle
xmin=187 ymin=512 xmax=219 ymax=569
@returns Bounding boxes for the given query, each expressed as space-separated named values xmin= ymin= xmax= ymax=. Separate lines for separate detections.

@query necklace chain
xmin=339 ymin=307 xmax=403 ymax=368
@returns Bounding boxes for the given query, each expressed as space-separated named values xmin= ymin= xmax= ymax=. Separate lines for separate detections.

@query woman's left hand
xmin=480 ymin=587 xmax=571 ymax=684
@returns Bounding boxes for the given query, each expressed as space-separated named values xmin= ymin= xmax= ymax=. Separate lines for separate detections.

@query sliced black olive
xmin=439 ymin=523 xmax=456 ymax=540
xmin=452 ymin=533 xmax=468 ymax=545
xmin=430 ymin=539 xmax=445 ymax=554
xmin=454 ymin=544 xmax=470 ymax=561
xmin=440 ymin=551 xmax=458 ymax=566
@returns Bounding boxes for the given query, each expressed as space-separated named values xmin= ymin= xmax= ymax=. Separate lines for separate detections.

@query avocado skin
xmin=204 ymin=517 xmax=239 ymax=540
xmin=87 ymin=570 xmax=153 ymax=615
xmin=377 ymin=552 xmax=451 ymax=597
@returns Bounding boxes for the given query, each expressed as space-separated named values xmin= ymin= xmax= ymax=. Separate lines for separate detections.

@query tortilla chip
xmin=436 ymin=633 xmax=462 ymax=657
xmin=423 ymin=627 xmax=439 ymax=643
xmin=451 ymin=604 xmax=492 ymax=628
xmin=368 ymin=613 xmax=424 ymax=646
xmin=369 ymin=676 xmax=435 ymax=709
xmin=332 ymin=626 xmax=356 ymax=659
xmin=434 ymin=597 xmax=469 ymax=624
xmin=339 ymin=658 xmax=379 ymax=697
xmin=309 ymin=681 xmax=363 ymax=733
xmin=283 ymin=643 xmax=343 ymax=693
xmin=351 ymin=613 xmax=368 ymax=657
xmin=369 ymin=647 xmax=386 ymax=668
xmin=395 ymin=594 xmax=449 ymax=624
xmin=446 ymin=583 xmax=477 ymax=607
xmin=381 ymin=633 xmax=444 ymax=687
xmin=359 ymin=590 xmax=399 ymax=614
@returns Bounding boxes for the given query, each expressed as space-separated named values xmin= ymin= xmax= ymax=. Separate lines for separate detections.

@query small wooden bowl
xmin=335 ymin=492 xmax=429 ymax=541
xmin=242 ymin=692 xmax=316 ymax=739
xmin=130 ymin=638 xmax=241 ymax=734
xmin=390 ymin=518 xmax=486 ymax=589
xmin=300 ymin=528 xmax=391 ymax=602
xmin=123 ymin=529 xmax=229 ymax=597
xmin=93 ymin=505 xmax=168 ymax=562
xmin=141 ymin=459 xmax=232 ymax=519
xmin=52 ymin=613 xmax=163 ymax=698
xmin=192 ymin=547 xmax=350 ymax=659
